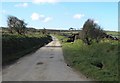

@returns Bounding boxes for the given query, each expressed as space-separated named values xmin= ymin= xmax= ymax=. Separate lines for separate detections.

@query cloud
xmin=73 ymin=14 xmax=84 ymax=19
xmin=43 ymin=17 xmax=52 ymax=23
xmin=32 ymin=0 xmax=58 ymax=4
xmin=31 ymin=13 xmax=41 ymax=20
xmin=31 ymin=12 xmax=52 ymax=22
xmin=31 ymin=12 xmax=45 ymax=20
xmin=94 ymin=20 xmax=99 ymax=24
xmin=15 ymin=3 xmax=28 ymax=7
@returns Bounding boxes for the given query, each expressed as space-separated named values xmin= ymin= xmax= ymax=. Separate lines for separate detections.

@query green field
xmin=106 ymin=31 xmax=119 ymax=38
xmin=55 ymin=34 xmax=119 ymax=81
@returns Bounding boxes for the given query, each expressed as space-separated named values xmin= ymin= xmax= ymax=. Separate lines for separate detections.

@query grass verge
xmin=56 ymin=35 xmax=119 ymax=81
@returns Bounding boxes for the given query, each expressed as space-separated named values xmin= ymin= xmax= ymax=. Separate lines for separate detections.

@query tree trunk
xmin=86 ymin=37 xmax=91 ymax=45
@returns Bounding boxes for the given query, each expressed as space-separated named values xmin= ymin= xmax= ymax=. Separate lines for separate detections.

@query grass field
xmin=55 ymin=34 xmax=119 ymax=81
xmin=106 ymin=31 xmax=119 ymax=38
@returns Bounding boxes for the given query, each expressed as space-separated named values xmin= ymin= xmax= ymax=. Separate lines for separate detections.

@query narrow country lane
xmin=2 ymin=36 xmax=91 ymax=81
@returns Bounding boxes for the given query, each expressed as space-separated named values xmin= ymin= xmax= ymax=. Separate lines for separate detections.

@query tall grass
xmin=56 ymin=35 xmax=119 ymax=81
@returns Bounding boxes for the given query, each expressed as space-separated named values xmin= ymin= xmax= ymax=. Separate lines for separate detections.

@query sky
xmin=0 ymin=0 xmax=118 ymax=31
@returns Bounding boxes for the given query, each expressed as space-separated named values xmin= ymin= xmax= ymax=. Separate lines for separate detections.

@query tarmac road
xmin=2 ymin=36 xmax=91 ymax=81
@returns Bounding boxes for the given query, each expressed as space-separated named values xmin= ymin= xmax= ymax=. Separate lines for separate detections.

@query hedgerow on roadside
xmin=2 ymin=34 xmax=52 ymax=65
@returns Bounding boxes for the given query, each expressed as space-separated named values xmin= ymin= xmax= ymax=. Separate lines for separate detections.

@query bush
xmin=81 ymin=19 xmax=105 ymax=45
xmin=7 ymin=16 xmax=27 ymax=34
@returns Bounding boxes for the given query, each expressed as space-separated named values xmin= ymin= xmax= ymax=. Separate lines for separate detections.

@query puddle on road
xmin=36 ymin=62 xmax=44 ymax=65
xmin=49 ymin=56 xmax=54 ymax=58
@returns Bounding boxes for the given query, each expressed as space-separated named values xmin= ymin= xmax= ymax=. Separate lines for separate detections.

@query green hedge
xmin=2 ymin=34 xmax=52 ymax=65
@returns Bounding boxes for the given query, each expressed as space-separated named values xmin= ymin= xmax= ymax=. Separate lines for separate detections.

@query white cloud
xmin=31 ymin=12 xmax=52 ymax=22
xmin=43 ymin=17 xmax=52 ymax=23
xmin=15 ymin=3 xmax=28 ymax=7
xmin=73 ymin=14 xmax=84 ymax=19
xmin=32 ymin=0 xmax=58 ymax=4
xmin=94 ymin=20 xmax=99 ymax=24
xmin=31 ymin=13 xmax=41 ymax=20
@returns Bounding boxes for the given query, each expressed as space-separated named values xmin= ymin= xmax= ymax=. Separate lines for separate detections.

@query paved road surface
xmin=2 ymin=36 xmax=90 ymax=81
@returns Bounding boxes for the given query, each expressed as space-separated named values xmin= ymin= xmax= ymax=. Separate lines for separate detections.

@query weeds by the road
xmin=56 ymin=35 xmax=119 ymax=81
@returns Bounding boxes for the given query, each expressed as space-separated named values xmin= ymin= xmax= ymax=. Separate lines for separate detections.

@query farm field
xmin=55 ymin=33 xmax=119 ymax=81
xmin=106 ymin=31 xmax=119 ymax=38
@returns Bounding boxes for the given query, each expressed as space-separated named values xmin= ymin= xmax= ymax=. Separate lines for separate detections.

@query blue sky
xmin=1 ymin=1 xmax=118 ymax=31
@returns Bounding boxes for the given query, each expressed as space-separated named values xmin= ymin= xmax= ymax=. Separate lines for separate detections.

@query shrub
xmin=7 ymin=16 xmax=27 ymax=35
xmin=81 ymin=19 xmax=105 ymax=45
